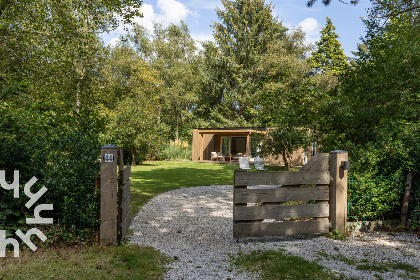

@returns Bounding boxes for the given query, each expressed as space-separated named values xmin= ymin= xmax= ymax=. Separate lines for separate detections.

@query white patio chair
xmin=254 ymin=157 xmax=267 ymax=171
xmin=211 ymin=152 xmax=223 ymax=161
xmin=239 ymin=157 xmax=251 ymax=170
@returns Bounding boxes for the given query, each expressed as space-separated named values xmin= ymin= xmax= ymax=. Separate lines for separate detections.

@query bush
xmin=321 ymin=121 xmax=420 ymax=223
xmin=0 ymin=101 xmax=101 ymax=242
xmin=158 ymin=140 xmax=192 ymax=160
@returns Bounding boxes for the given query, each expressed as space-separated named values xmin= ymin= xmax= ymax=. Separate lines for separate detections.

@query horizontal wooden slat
xmin=233 ymin=220 xmax=329 ymax=238
xmin=234 ymin=186 xmax=329 ymax=203
xmin=234 ymin=171 xmax=330 ymax=186
xmin=234 ymin=204 xmax=329 ymax=221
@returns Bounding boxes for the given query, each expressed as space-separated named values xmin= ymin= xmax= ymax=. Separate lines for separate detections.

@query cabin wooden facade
xmin=192 ymin=127 xmax=313 ymax=166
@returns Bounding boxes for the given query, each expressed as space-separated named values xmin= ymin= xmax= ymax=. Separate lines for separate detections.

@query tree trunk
xmin=401 ymin=171 xmax=414 ymax=227
xmin=131 ymin=148 xmax=136 ymax=166
xmin=282 ymin=152 xmax=289 ymax=168
xmin=175 ymin=111 xmax=179 ymax=141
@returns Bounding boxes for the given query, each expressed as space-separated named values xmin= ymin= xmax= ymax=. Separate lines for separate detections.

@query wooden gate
xmin=118 ymin=151 xmax=131 ymax=242
xmin=100 ymin=145 xmax=131 ymax=245
xmin=233 ymin=151 xmax=348 ymax=238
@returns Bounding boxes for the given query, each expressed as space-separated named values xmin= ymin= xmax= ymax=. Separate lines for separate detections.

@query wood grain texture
xmin=234 ymin=171 xmax=330 ymax=186
xmin=234 ymin=186 xmax=329 ymax=203
xmin=299 ymin=153 xmax=329 ymax=172
xmin=233 ymin=220 xmax=329 ymax=238
xmin=234 ymin=204 xmax=329 ymax=221
xmin=100 ymin=147 xmax=118 ymax=245
xmin=329 ymin=151 xmax=348 ymax=234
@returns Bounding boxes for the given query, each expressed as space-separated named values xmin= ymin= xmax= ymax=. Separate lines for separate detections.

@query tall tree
xmin=255 ymin=28 xmax=318 ymax=166
xmin=103 ymin=46 xmax=165 ymax=163
xmin=199 ymin=0 xmax=287 ymax=125
xmin=256 ymin=28 xmax=315 ymax=126
xmin=310 ymin=17 xmax=348 ymax=75
xmin=128 ymin=22 xmax=200 ymax=141
xmin=0 ymin=0 xmax=143 ymax=115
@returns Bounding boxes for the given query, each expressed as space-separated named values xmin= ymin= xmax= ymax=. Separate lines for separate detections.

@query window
xmin=221 ymin=137 xmax=230 ymax=155
xmin=250 ymin=137 xmax=260 ymax=158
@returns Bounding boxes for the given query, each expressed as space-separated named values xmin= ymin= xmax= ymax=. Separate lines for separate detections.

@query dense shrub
xmin=157 ymin=140 xmax=192 ymax=160
xmin=0 ymin=101 xmax=101 ymax=241
xmin=321 ymin=121 xmax=420 ymax=224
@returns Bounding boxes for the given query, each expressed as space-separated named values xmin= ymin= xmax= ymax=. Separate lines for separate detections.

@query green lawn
xmin=0 ymin=245 xmax=170 ymax=280
xmin=232 ymin=250 xmax=339 ymax=280
xmin=129 ymin=160 xmax=239 ymax=218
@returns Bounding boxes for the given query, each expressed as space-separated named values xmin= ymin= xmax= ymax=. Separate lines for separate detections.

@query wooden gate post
xmin=329 ymin=150 xmax=349 ymax=234
xmin=100 ymin=145 xmax=118 ymax=245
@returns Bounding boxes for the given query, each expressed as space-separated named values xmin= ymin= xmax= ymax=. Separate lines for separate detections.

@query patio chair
xmin=254 ymin=157 xmax=267 ymax=171
xmin=239 ymin=157 xmax=251 ymax=170
xmin=211 ymin=152 xmax=223 ymax=161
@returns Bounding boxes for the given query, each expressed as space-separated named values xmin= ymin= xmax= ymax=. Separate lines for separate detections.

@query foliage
xmin=128 ymin=22 xmax=201 ymax=141
xmin=324 ymin=229 xmax=348 ymax=240
xmin=316 ymin=1 xmax=420 ymax=223
xmin=255 ymin=28 xmax=317 ymax=127
xmin=158 ymin=140 xmax=192 ymax=161
xmin=101 ymin=47 xmax=166 ymax=164
xmin=0 ymin=245 xmax=170 ymax=279
xmin=253 ymin=29 xmax=318 ymax=166
xmin=197 ymin=0 xmax=287 ymax=125
xmin=0 ymin=101 xmax=101 ymax=239
xmin=259 ymin=126 xmax=311 ymax=168
xmin=307 ymin=0 xmax=359 ymax=7
xmin=0 ymin=0 xmax=145 ymax=242
xmin=310 ymin=17 xmax=348 ymax=75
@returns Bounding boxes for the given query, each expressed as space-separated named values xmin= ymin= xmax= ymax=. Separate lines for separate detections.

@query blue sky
xmin=102 ymin=0 xmax=372 ymax=57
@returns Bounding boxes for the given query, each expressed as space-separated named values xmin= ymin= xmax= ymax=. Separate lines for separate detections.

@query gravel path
xmin=128 ymin=185 xmax=420 ymax=279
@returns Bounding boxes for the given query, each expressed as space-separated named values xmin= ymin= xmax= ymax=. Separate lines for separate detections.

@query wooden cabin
xmin=192 ymin=127 xmax=313 ymax=166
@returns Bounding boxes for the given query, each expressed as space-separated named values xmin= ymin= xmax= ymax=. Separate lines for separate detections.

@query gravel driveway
xmin=128 ymin=185 xmax=420 ymax=279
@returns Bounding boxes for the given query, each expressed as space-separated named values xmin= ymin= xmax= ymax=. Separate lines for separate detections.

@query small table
xmin=223 ymin=156 xmax=234 ymax=161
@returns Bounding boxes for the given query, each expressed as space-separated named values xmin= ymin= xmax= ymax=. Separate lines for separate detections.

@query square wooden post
xmin=200 ymin=133 xmax=204 ymax=161
xmin=233 ymin=169 xmax=247 ymax=238
xmin=329 ymin=150 xmax=349 ymax=234
xmin=100 ymin=145 xmax=118 ymax=245
xmin=246 ymin=134 xmax=251 ymax=157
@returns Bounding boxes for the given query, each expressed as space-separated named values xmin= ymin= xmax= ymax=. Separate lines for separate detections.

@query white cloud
xmin=298 ymin=17 xmax=321 ymax=44
xmin=132 ymin=0 xmax=192 ymax=33
xmin=191 ymin=33 xmax=214 ymax=50
xmin=192 ymin=33 xmax=214 ymax=43
xmin=108 ymin=37 xmax=121 ymax=47
xmin=157 ymin=0 xmax=190 ymax=22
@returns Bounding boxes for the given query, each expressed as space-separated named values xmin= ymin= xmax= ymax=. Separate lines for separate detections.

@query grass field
xmin=0 ymin=245 xmax=170 ymax=280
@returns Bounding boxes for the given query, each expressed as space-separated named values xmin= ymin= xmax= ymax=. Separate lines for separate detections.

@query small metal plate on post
xmin=104 ymin=154 xmax=114 ymax=162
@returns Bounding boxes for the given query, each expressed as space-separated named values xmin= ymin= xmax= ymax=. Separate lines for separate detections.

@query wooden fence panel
xmin=233 ymin=152 xmax=350 ymax=238
xmin=299 ymin=153 xmax=329 ymax=172
xmin=234 ymin=204 xmax=329 ymax=221
xmin=233 ymin=220 xmax=329 ymax=238
xmin=118 ymin=164 xmax=131 ymax=240
xmin=234 ymin=170 xmax=330 ymax=186
xmin=234 ymin=186 xmax=329 ymax=204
